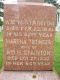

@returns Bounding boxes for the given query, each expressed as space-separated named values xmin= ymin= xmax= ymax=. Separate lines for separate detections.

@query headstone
xmin=3 ymin=2 xmax=56 ymax=70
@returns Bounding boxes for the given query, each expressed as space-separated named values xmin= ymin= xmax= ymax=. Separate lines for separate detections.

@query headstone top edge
xmin=4 ymin=2 xmax=55 ymax=7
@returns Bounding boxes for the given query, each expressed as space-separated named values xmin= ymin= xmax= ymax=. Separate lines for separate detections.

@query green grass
xmin=0 ymin=32 xmax=60 ymax=76
xmin=0 ymin=32 xmax=3 ymax=41
xmin=0 ymin=32 xmax=3 ymax=69
xmin=54 ymin=32 xmax=60 ymax=76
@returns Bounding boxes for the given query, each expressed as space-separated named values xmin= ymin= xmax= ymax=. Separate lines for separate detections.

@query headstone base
xmin=0 ymin=71 xmax=59 ymax=80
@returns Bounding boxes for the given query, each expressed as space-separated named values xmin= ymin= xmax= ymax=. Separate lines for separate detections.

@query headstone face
xmin=3 ymin=3 xmax=56 ymax=70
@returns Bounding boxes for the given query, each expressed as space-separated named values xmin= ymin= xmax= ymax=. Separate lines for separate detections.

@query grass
xmin=0 ymin=32 xmax=3 ymax=69
xmin=54 ymin=32 xmax=60 ymax=76
xmin=0 ymin=32 xmax=60 ymax=76
xmin=0 ymin=32 xmax=3 ymax=41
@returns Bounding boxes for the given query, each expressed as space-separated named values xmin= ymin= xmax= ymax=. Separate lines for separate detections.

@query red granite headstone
xmin=3 ymin=3 xmax=56 ymax=70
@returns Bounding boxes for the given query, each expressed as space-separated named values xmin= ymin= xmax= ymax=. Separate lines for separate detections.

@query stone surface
xmin=0 ymin=71 xmax=60 ymax=80
xmin=4 ymin=3 xmax=56 ymax=70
